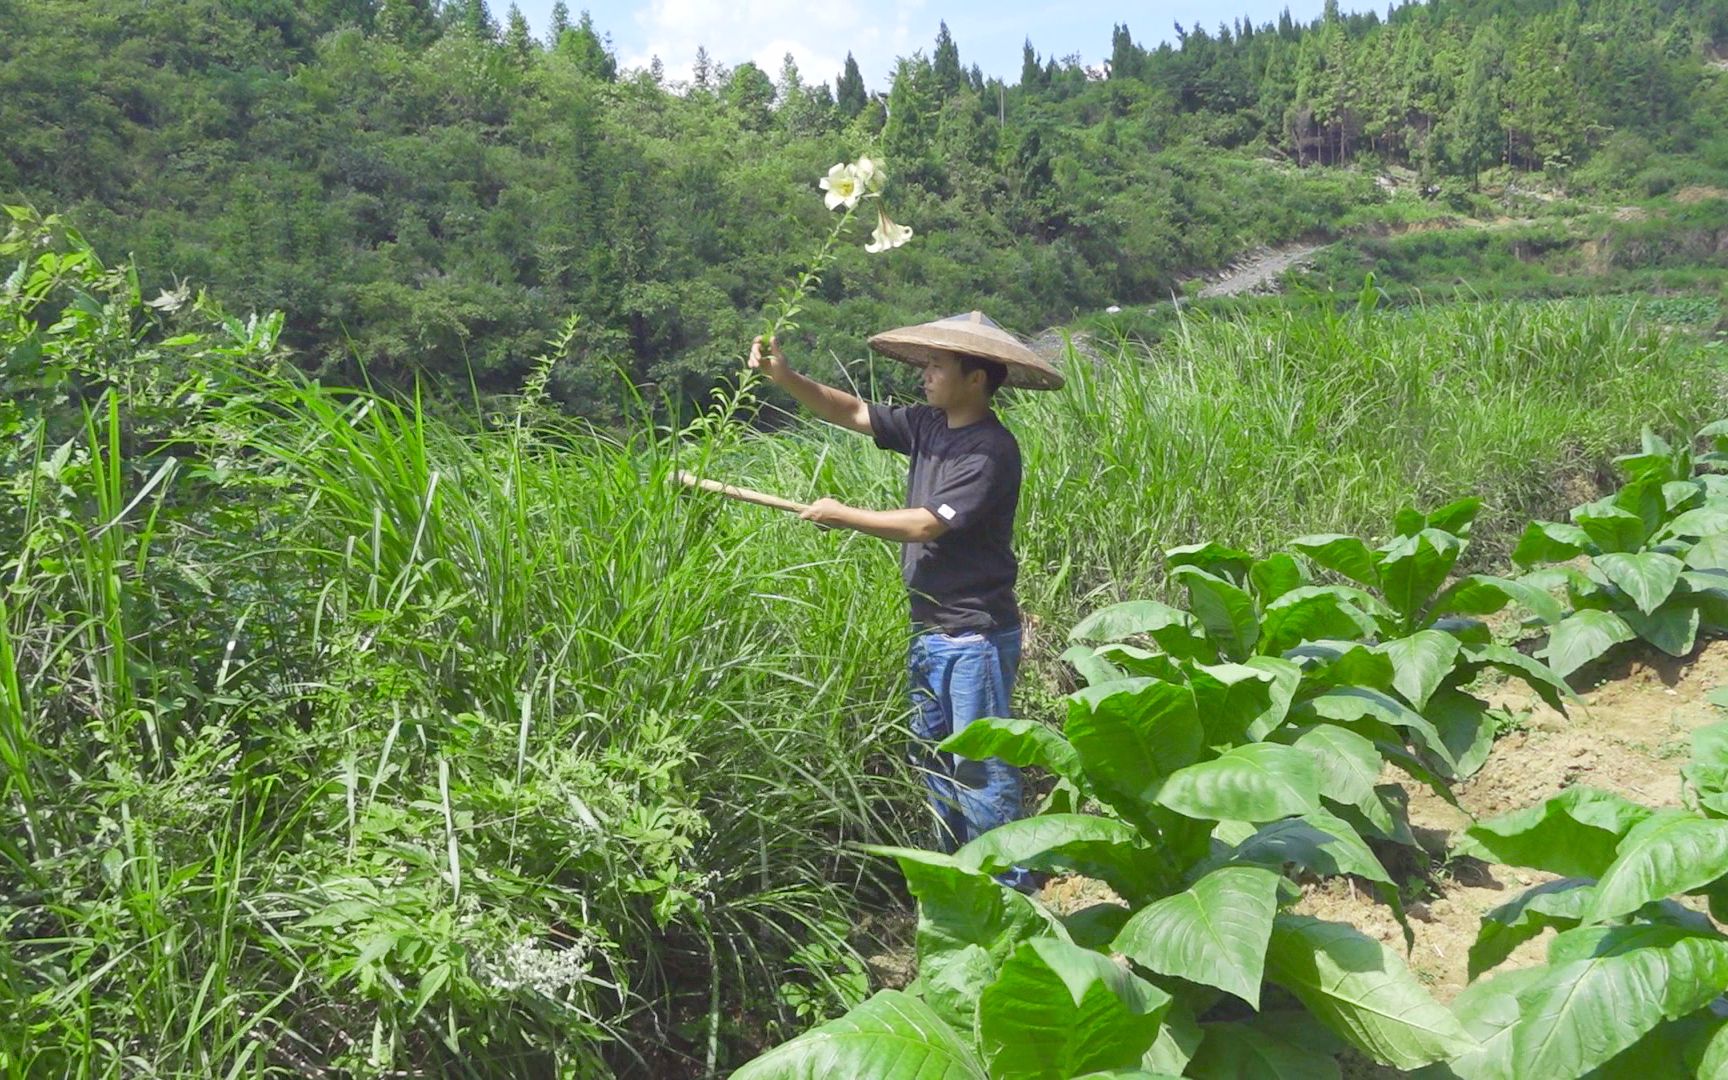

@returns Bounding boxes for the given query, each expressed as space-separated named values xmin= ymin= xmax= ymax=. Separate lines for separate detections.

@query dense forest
xmin=3 ymin=0 xmax=1727 ymax=413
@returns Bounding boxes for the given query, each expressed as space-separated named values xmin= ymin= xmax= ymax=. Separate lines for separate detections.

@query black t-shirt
xmin=867 ymin=402 xmax=1021 ymax=632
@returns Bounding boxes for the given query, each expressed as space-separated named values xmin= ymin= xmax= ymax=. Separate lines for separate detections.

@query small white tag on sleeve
xmin=937 ymin=504 xmax=957 ymax=521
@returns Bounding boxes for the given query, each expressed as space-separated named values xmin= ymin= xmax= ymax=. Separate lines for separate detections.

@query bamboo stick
xmin=675 ymin=470 xmax=809 ymax=514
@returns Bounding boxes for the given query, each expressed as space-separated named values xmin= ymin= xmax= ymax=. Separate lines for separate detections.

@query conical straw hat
xmin=867 ymin=311 xmax=1065 ymax=391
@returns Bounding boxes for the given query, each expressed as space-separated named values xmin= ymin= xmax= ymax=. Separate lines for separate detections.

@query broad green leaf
xmin=1591 ymin=552 xmax=1685 ymax=615
xmin=863 ymin=847 xmax=1062 ymax=1029
xmin=1250 ymin=553 xmax=1308 ymax=605
xmin=1457 ymin=787 xmax=1656 ymax=878
xmin=1500 ymin=924 xmax=1728 ymax=1079
xmin=1456 ymin=645 xmax=1572 ymax=713
xmin=1112 ymin=865 xmax=1281 ymax=1007
xmin=1661 ymin=480 xmax=1705 ymax=512
xmin=1300 ymin=687 xmax=1459 ymax=774
xmin=1611 ymin=478 xmax=1669 ymax=539
xmin=1586 ymin=1013 xmax=1728 ymax=1079
xmin=1063 ymin=903 xmax=1132 ymax=949
xmin=1297 ymin=642 xmax=1396 ymax=693
xmin=1426 ymin=690 xmax=1496 ymax=780
xmin=1376 ymin=529 xmax=1465 ymax=626
xmin=1067 ymin=679 xmax=1203 ymax=830
xmin=1062 ymin=644 xmax=1128 ymax=687
xmin=1212 ymin=808 xmax=1393 ymax=884
xmin=1172 ymin=566 xmax=1259 ymax=660
xmin=1141 ymin=994 xmax=1204 ymax=1076
xmin=1290 ymin=724 xmax=1381 ymax=808
xmin=942 ymin=716 xmax=1083 ymax=787
xmin=1429 ymin=574 xmax=1566 ymax=625
xmin=1166 ymin=541 xmax=1253 ymax=584
xmin=1070 ymin=601 xmax=1197 ymax=647
xmin=1188 ymin=662 xmax=1276 ymax=749
xmin=1683 ymin=722 xmax=1728 ymax=802
xmin=1584 ymin=810 xmax=1728 ymax=923
xmin=1513 ymin=521 xmax=1594 ymax=567
xmin=731 ymin=989 xmax=988 ymax=1080
xmin=956 ymin=815 xmax=1170 ymax=905
xmin=1188 ymin=1014 xmax=1344 ymax=1080
xmin=1264 ymin=915 xmax=1476 ymax=1069
xmin=1393 ymin=506 xmax=1428 ymax=537
xmin=1259 ymin=587 xmax=1380 ymax=655
xmin=1289 ymin=534 xmax=1380 ymax=587
xmin=1379 ymin=630 xmax=1461 ymax=711
xmin=979 ymin=938 xmax=1171 ymax=1080
xmin=1243 ymin=655 xmax=1303 ymax=739
xmin=1468 ymin=878 xmax=1592 ymax=979
xmin=1095 ymin=645 xmax=1183 ymax=682
xmin=1657 ymin=502 xmax=1728 ymax=542
xmin=1154 ymin=743 xmax=1321 ymax=823
xmin=1571 ymin=500 xmax=1647 ymax=555
xmin=1683 ymin=533 xmax=1728 ymax=571
xmin=1444 ymin=965 xmax=1552 ymax=1080
xmin=1425 ymin=496 xmax=1482 ymax=537
xmin=1623 ymin=604 xmax=1700 ymax=657
xmin=1536 ymin=609 xmax=1636 ymax=679
xmin=1700 ymin=1018 xmax=1728 ymax=1078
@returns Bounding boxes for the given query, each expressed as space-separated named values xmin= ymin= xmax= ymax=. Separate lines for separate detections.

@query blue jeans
xmin=907 ymin=625 xmax=1031 ymax=889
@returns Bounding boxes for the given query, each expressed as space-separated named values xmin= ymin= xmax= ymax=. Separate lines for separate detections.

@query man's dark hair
xmin=959 ymin=354 xmax=1008 ymax=395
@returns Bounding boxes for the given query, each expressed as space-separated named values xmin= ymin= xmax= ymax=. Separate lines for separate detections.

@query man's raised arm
xmin=748 ymin=336 xmax=873 ymax=436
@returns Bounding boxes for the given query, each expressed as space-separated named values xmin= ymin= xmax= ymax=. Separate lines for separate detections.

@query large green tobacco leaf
xmin=1377 ymin=528 xmax=1464 ymax=627
xmin=1487 ymin=924 xmax=1728 ymax=1079
xmin=1456 ymin=644 xmax=1572 ymax=712
xmin=1586 ymin=1014 xmax=1728 ymax=1079
xmin=864 ymin=847 xmax=1062 ymax=1029
xmin=1379 ymin=629 xmax=1461 ymax=711
xmin=1213 ymin=809 xmax=1393 ymax=885
xmin=1584 ymin=810 xmax=1728 ymax=923
xmin=1290 ymin=724 xmax=1381 ymax=808
xmin=1623 ymin=604 xmax=1701 ymax=657
xmin=1536 ymin=609 xmax=1636 ymax=679
xmin=1187 ymin=662 xmax=1277 ymax=749
xmin=1258 ymin=587 xmax=1381 ymax=656
xmin=1656 ymin=501 xmax=1728 ymax=541
xmin=1428 ymin=573 xmax=1567 ymax=625
xmin=1153 ymin=743 xmax=1321 ymax=823
xmin=1591 ymin=552 xmax=1685 ymax=616
xmin=1425 ymin=497 xmax=1482 ymax=537
xmin=1513 ymin=521 xmax=1594 ymax=567
xmin=1250 ymin=553 xmax=1308 ymax=605
xmin=1069 ymin=600 xmax=1206 ymax=659
xmin=1425 ymin=690 xmax=1497 ymax=781
xmin=978 ymin=938 xmax=1171 ymax=1080
xmin=1172 ymin=566 xmax=1259 ymax=660
xmin=1242 ymin=655 xmax=1302 ymax=739
xmin=1188 ymin=1013 xmax=1343 ymax=1080
xmin=1443 ymin=966 xmax=1551 ymax=1080
xmin=1683 ymin=722 xmax=1728 ymax=805
xmin=1111 ymin=865 xmax=1281 ymax=1007
xmin=955 ymin=815 xmax=1171 ymax=905
xmin=1166 ymin=541 xmax=1254 ymax=583
xmin=1264 ymin=915 xmax=1475 ymax=1069
xmin=1299 ymin=687 xmax=1458 ymax=775
xmin=1067 ymin=678 xmax=1203 ymax=829
xmin=1683 ymin=533 xmax=1728 ymax=571
xmin=1289 ymin=534 xmax=1381 ymax=587
xmin=942 ymin=716 xmax=1084 ymax=788
xmin=731 ymin=989 xmax=987 ymax=1080
xmin=1571 ymin=500 xmax=1648 ymax=555
xmin=1468 ymin=878 xmax=1592 ymax=979
xmin=1458 ymin=787 xmax=1655 ymax=878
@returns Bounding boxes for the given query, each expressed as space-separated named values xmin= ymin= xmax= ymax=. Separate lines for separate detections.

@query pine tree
xmin=835 ymin=53 xmax=867 ymax=118
xmin=377 ymin=0 xmax=438 ymax=47
xmin=1020 ymin=39 xmax=1044 ymax=90
xmin=558 ymin=10 xmax=616 ymax=81
xmin=1110 ymin=24 xmax=1139 ymax=79
xmin=547 ymin=0 xmax=570 ymax=45
xmin=693 ymin=46 xmax=713 ymax=92
xmin=504 ymin=3 xmax=533 ymax=58
xmin=933 ymin=22 xmax=963 ymax=97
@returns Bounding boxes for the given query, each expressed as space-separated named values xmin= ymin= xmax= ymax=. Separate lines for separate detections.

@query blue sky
xmin=506 ymin=1 xmax=1359 ymax=92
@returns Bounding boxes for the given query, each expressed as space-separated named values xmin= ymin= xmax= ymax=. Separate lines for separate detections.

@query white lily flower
xmin=819 ymin=162 xmax=864 ymax=211
xmin=853 ymin=156 xmax=886 ymax=194
xmin=864 ymin=207 xmax=914 ymax=253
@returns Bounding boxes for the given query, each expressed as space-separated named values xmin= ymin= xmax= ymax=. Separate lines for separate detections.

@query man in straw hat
xmin=748 ymin=312 xmax=1063 ymax=891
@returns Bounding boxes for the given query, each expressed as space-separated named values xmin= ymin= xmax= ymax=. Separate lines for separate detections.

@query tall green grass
xmin=2 ymin=219 xmax=1724 ymax=1076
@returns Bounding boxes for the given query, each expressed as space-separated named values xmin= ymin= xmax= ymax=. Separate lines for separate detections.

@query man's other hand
xmin=748 ymin=335 xmax=791 ymax=384
xmin=799 ymin=497 xmax=846 ymax=528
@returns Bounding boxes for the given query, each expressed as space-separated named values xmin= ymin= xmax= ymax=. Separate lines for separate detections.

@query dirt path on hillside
xmin=1196 ymin=243 xmax=1328 ymax=298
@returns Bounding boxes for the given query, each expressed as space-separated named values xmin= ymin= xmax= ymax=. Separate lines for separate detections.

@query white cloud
xmin=621 ymin=0 xmax=926 ymax=91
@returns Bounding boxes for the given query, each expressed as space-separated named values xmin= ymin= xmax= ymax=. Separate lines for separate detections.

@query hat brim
xmin=867 ymin=332 xmax=1065 ymax=391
